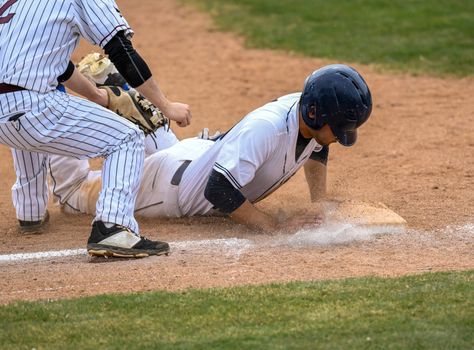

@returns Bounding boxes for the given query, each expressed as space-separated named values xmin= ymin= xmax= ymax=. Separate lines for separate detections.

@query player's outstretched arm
xmin=204 ymin=170 xmax=322 ymax=234
xmin=230 ymin=201 xmax=322 ymax=234
xmin=229 ymin=200 xmax=278 ymax=233
xmin=304 ymin=158 xmax=327 ymax=202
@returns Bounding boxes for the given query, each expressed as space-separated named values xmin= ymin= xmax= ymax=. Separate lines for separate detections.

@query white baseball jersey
xmin=178 ymin=93 xmax=322 ymax=216
xmin=49 ymin=94 xmax=323 ymax=219
xmin=0 ymin=0 xmax=145 ymax=232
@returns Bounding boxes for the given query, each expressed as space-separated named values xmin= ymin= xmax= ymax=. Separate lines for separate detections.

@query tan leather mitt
xmin=100 ymin=86 xmax=168 ymax=135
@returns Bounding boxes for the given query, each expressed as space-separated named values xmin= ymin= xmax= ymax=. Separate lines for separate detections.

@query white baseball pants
xmin=0 ymin=89 xmax=144 ymax=233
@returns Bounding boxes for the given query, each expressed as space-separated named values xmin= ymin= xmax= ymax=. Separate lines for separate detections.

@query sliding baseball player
xmin=50 ymin=64 xmax=372 ymax=233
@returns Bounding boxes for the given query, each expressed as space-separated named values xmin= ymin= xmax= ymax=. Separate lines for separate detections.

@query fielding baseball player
xmin=49 ymin=64 xmax=373 ymax=233
xmin=0 ymin=0 xmax=192 ymax=258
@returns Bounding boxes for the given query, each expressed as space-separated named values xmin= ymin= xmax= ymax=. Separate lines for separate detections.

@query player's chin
xmin=321 ymin=139 xmax=337 ymax=146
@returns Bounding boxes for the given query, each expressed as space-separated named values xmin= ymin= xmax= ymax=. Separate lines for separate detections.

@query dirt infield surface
xmin=0 ymin=0 xmax=473 ymax=304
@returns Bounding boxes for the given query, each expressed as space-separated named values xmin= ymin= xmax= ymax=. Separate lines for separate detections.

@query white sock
xmin=103 ymin=222 xmax=116 ymax=229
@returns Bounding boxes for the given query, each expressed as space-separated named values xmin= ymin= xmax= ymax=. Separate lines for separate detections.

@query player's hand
xmin=277 ymin=213 xmax=323 ymax=234
xmin=163 ymin=102 xmax=191 ymax=127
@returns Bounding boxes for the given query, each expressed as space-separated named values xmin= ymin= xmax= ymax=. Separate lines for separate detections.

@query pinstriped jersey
xmin=0 ymin=0 xmax=132 ymax=93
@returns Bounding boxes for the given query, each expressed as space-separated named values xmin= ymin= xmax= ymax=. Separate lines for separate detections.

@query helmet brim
xmin=333 ymin=128 xmax=357 ymax=147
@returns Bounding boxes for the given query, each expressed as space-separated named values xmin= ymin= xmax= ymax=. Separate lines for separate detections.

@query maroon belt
xmin=0 ymin=83 xmax=26 ymax=94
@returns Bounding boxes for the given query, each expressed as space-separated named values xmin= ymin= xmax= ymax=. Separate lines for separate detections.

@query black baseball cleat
xmin=87 ymin=221 xmax=170 ymax=258
xmin=18 ymin=210 xmax=50 ymax=234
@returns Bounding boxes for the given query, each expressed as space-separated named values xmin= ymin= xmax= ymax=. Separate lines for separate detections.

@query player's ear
xmin=308 ymin=105 xmax=317 ymax=120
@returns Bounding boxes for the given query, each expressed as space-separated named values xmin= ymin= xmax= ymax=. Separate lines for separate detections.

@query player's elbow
xmin=204 ymin=178 xmax=217 ymax=205
xmin=205 ymin=170 xmax=246 ymax=214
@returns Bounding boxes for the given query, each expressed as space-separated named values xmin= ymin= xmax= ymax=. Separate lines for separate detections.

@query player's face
xmin=299 ymin=113 xmax=337 ymax=145
xmin=311 ymin=124 xmax=338 ymax=146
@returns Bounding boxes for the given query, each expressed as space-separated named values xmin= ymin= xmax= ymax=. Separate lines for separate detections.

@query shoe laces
xmin=115 ymin=224 xmax=142 ymax=238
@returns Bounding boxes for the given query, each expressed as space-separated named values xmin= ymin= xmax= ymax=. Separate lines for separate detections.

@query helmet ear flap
xmin=301 ymin=102 xmax=326 ymax=131
xmin=311 ymin=104 xmax=327 ymax=130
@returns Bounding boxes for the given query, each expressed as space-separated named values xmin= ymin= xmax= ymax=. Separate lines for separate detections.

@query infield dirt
xmin=0 ymin=0 xmax=472 ymax=304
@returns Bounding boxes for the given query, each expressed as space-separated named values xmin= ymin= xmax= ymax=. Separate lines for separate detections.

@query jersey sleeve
xmin=213 ymin=119 xmax=278 ymax=190
xmin=74 ymin=0 xmax=134 ymax=48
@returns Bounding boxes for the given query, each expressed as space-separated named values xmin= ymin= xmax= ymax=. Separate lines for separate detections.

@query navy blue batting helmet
xmin=300 ymin=64 xmax=372 ymax=146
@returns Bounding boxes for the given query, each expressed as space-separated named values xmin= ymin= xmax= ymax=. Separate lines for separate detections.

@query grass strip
xmin=184 ymin=0 xmax=474 ymax=76
xmin=1 ymin=270 xmax=473 ymax=349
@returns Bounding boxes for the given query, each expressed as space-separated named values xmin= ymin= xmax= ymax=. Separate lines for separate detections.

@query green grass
xmin=1 ymin=270 xmax=473 ymax=349
xmin=183 ymin=0 xmax=474 ymax=76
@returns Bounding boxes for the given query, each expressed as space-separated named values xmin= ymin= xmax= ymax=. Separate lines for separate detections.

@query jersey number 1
xmin=0 ymin=0 xmax=18 ymax=24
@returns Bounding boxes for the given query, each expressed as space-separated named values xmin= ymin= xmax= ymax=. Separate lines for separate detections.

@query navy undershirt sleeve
xmin=204 ymin=170 xmax=246 ymax=214
xmin=309 ymin=145 xmax=329 ymax=165
xmin=103 ymin=31 xmax=152 ymax=88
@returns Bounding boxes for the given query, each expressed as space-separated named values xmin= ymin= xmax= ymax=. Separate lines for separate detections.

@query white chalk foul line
xmin=0 ymin=249 xmax=87 ymax=263
xmin=0 ymin=238 xmax=253 ymax=263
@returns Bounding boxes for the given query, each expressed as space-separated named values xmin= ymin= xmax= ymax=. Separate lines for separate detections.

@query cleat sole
xmin=87 ymin=244 xmax=170 ymax=259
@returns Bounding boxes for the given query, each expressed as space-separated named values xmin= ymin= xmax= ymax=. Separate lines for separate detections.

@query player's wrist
xmin=161 ymin=101 xmax=185 ymax=122
xmin=97 ymin=88 xmax=109 ymax=107
xmin=256 ymin=215 xmax=279 ymax=234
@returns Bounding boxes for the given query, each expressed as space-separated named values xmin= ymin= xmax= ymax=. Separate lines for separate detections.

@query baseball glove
xmin=77 ymin=52 xmax=127 ymax=87
xmin=100 ymin=86 xmax=168 ymax=135
xmin=77 ymin=52 xmax=169 ymax=134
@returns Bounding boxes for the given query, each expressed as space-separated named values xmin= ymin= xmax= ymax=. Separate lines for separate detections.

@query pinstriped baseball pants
xmin=0 ymin=89 xmax=144 ymax=233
